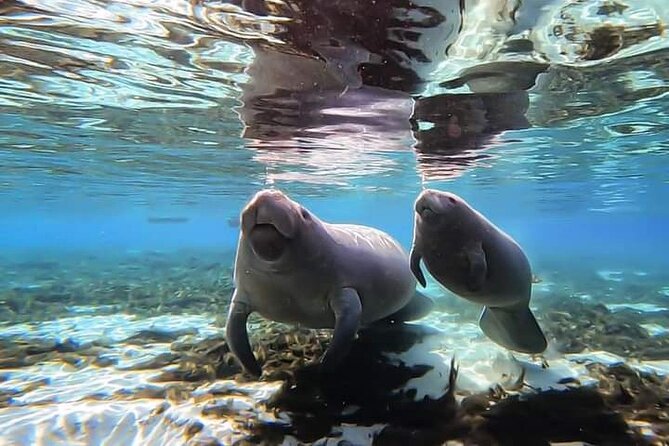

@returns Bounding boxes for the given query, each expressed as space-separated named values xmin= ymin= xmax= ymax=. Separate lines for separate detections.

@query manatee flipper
xmin=383 ymin=291 xmax=434 ymax=322
xmin=478 ymin=305 xmax=547 ymax=354
xmin=410 ymin=248 xmax=427 ymax=287
xmin=320 ymin=287 xmax=362 ymax=370
xmin=225 ymin=291 xmax=262 ymax=377
xmin=464 ymin=243 xmax=487 ymax=292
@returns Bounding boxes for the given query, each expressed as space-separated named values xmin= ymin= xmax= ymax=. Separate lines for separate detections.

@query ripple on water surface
xmin=0 ymin=0 xmax=668 ymax=203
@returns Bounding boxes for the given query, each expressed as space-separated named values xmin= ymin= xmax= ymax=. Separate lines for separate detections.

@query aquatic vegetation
xmin=0 ymin=250 xmax=235 ymax=325
xmin=542 ymin=299 xmax=669 ymax=360
xmin=2 ymin=306 xmax=667 ymax=444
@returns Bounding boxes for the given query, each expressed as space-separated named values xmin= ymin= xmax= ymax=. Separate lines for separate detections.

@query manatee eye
xmin=300 ymin=207 xmax=311 ymax=220
xmin=448 ymin=196 xmax=457 ymax=204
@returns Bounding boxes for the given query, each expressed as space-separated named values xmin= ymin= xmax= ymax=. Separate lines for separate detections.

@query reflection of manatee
xmin=239 ymin=85 xmax=414 ymax=147
xmin=237 ymin=85 xmax=416 ymax=186
xmin=411 ymin=89 xmax=532 ymax=180
xmin=233 ymin=1 xmax=548 ymax=182
xmin=226 ymin=189 xmax=433 ymax=377
xmin=410 ymin=189 xmax=547 ymax=354
xmin=238 ymin=84 xmax=536 ymax=182
xmin=440 ymin=61 xmax=549 ymax=94
xmin=235 ymin=0 xmax=463 ymax=148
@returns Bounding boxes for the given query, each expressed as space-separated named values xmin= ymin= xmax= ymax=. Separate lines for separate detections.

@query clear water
xmin=1 ymin=0 xmax=668 ymax=444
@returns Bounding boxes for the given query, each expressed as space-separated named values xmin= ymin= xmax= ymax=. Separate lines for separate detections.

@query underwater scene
xmin=1 ymin=0 xmax=669 ymax=444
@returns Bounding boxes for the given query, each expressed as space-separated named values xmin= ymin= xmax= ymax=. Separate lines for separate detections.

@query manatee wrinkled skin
xmin=226 ymin=189 xmax=433 ymax=377
xmin=410 ymin=189 xmax=547 ymax=354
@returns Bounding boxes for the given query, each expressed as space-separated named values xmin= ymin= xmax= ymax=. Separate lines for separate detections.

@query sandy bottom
xmin=0 ymin=307 xmax=667 ymax=445
xmin=1 ymin=253 xmax=668 ymax=445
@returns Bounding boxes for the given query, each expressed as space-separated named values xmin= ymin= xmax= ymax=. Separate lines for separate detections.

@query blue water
xmin=1 ymin=0 xmax=669 ymax=443
xmin=3 ymin=103 xmax=667 ymax=269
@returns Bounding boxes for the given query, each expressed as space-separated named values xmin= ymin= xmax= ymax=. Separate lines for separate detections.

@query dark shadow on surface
xmin=233 ymin=0 xmax=462 ymax=94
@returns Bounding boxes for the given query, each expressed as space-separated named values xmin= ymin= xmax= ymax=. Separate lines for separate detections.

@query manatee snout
xmin=415 ymin=189 xmax=459 ymax=221
xmin=241 ymin=189 xmax=300 ymax=261
xmin=242 ymin=190 xmax=298 ymax=237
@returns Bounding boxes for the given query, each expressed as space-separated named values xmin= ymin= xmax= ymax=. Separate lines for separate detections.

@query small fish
xmin=147 ymin=217 xmax=190 ymax=224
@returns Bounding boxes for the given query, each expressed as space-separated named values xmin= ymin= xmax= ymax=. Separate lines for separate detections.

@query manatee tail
xmin=478 ymin=305 xmax=547 ymax=354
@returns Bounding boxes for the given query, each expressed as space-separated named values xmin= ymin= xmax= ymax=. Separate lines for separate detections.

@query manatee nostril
xmin=417 ymin=203 xmax=436 ymax=220
xmin=422 ymin=208 xmax=436 ymax=219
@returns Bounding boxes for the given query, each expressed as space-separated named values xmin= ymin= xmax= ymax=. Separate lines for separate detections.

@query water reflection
xmin=238 ymin=85 xmax=414 ymax=186
xmin=237 ymin=36 xmax=547 ymax=182
xmin=530 ymin=50 xmax=669 ymax=126
xmin=238 ymin=83 xmax=541 ymax=182
xmin=411 ymin=90 xmax=531 ymax=180
xmin=0 ymin=0 xmax=667 ymax=200
xmin=232 ymin=0 xmax=463 ymax=182
xmin=234 ymin=0 xmax=462 ymax=93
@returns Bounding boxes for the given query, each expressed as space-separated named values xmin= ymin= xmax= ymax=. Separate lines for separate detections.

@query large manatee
xmin=226 ymin=189 xmax=433 ymax=377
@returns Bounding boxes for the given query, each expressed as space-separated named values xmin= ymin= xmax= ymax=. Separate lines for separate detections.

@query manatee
xmin=410 ymin=189 xmax=547 ymax=354
xmin=226 ymin=189 xmax=433 ymax=377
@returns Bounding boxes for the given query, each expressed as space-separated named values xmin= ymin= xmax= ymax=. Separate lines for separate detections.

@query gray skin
xmin=226 ymin=189 xmax=433 ymax=377
xmin=410 ymin=189 xmax=547 ymax=354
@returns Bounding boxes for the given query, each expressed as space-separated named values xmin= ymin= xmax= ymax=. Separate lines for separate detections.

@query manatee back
xmin=327 ymin=224 xmax=405 ymax=255
xmin=326 ymin=223 xmax=416 ymax=323
xmin=475 ymin=211 xmax=532 ymax=304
